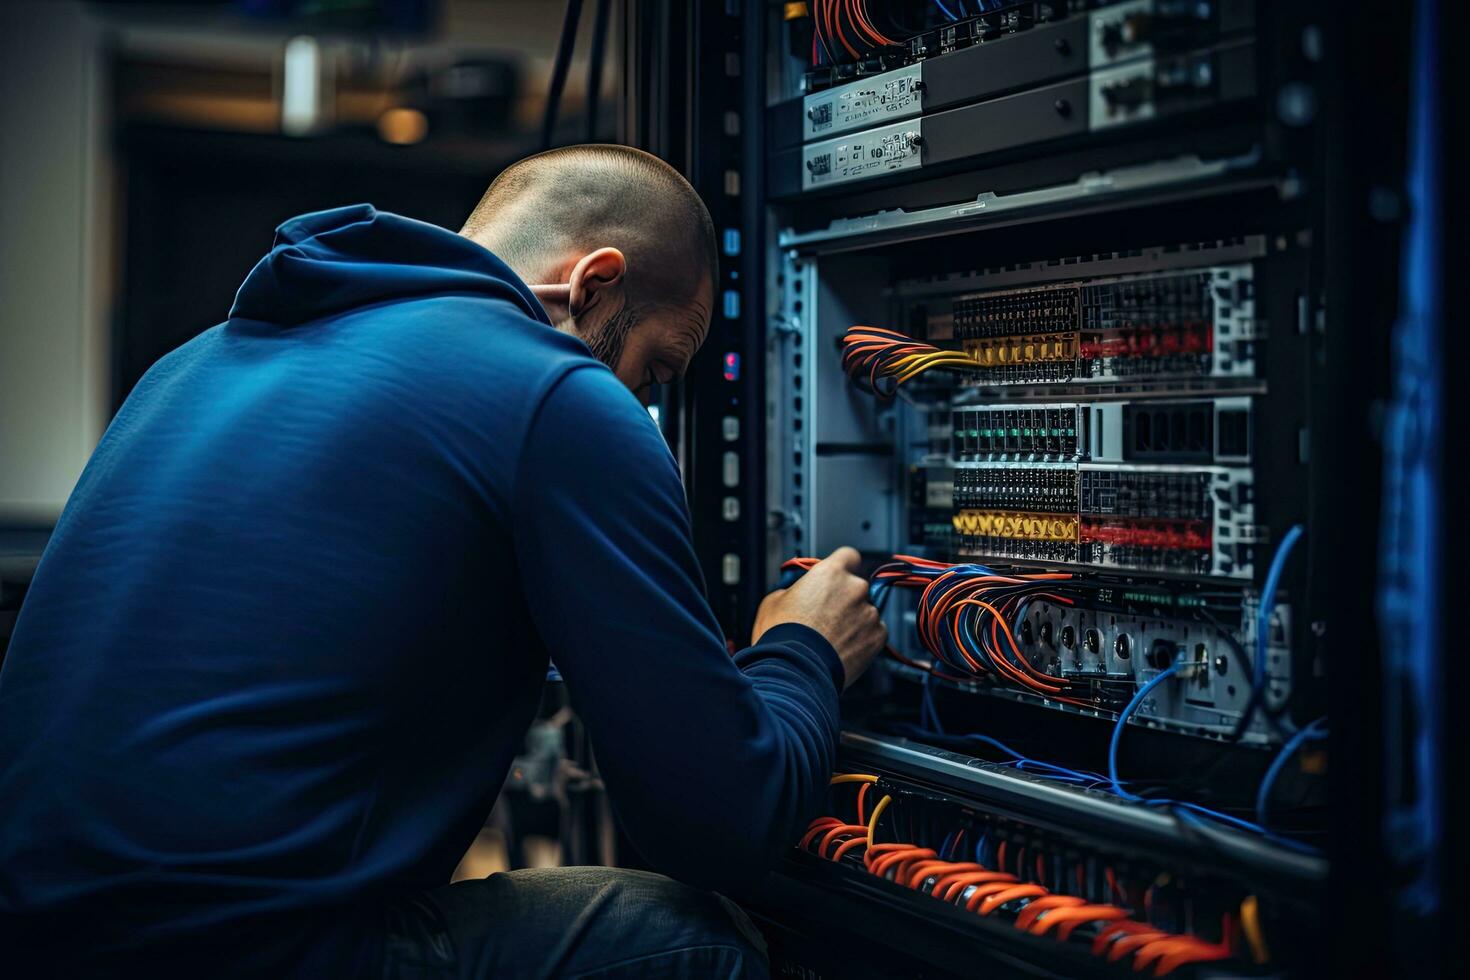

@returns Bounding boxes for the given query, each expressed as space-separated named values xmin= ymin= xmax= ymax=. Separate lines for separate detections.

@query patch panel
xmin=1079 ymin=469 xmax=1213 ymax=520
xmin=1009 ymin=593 xmax=1290 ymax=736
xmin=924 ymin=263 xmax=1255 ymax=385
xmin=952 ymin=398 xmax=1250 ymax=464
xmin=952 ymin=284 xmax=1080 ymax=339
xmin=952 ymin=465 xmax=1079 ymax=513
xmin=949 ymin=516 xmax=1217 ymax=575
xmin=951 ymin=509 xmax=1080 ymax=542
xmin=935 ymin=462 xmax=1255 ymax=579
xmin=962 ymin=332 xmax=1079 ymax=368
xmin=950 ymin=475 xmax=1256 ymax=579
xmin=878 ymin=577 xmax=1291 ymax=742
xmin=1123 ymin=401 xmax=1219 ymax=462
xmin=950 ymin=406 xmax=1086 ymax=460
xmin=940 ymin=396 xmax=1255 ymax=576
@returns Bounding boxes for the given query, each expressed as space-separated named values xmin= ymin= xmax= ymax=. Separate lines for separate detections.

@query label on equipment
xmin=802 ymin=119 xmax=924 ymax=191
xmin=803 ymin=63 xmax=924 ymax=141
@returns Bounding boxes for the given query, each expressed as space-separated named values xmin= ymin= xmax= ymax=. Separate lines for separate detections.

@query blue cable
xmin=1169 ymin=804 xmax=1322 ymax=856
xmin=920 ymin=672 xmax=944 ymax=733
xmin=934 ymin=0 xmax=960 ymax=21
xmin=792 ymin=556 xmax=1324 ymax=851
xmin=1108 ymin=663 xmax=1326 ymax=855
xmin=887 ymin=723 xmax=1105 ymax=784
xmin=894 ymin=653 xmax=1326 ymax=853
xmin=1252 ymin=524 xmax=1304 ymax=708
xmin=1108 ymin=664 xmax=1182 ymax=799
xmin=1255 ymin=716 xmax=1329 ymax=828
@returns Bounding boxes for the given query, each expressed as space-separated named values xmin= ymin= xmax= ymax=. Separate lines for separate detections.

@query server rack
xmin=621 ymin=2 xmax=1449 ymax=977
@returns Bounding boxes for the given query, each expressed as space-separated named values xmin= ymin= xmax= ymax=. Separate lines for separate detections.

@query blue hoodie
xmin=0 ymin=206 xmax=842 ymax=974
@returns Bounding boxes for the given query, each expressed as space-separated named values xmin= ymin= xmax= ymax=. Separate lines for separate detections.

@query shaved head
xmin=459 ymin=145 xmax=717 ymax=401
xmin=461 ymin=144 xmax=716 ymax=308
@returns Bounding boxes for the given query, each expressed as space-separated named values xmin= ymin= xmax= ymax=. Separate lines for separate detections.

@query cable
xmin=1256 ymin=525 xmax=1303 ymax=686
xmin=920 ymin=671 xmax=944 ymax=733
xmin=934 ymin=0 xmax=960 ymax=20
xmin=1102 ymin=664 xmax=1324 ymax=850
xmin=1255 ymin=716 xmax=1328 ymax=828
xmin=852 ymin=0 xmax=895 ymax=47
xmin=541 ymin=0 xmax=585 ymax=149
xmin=827 ymin=0 xmax=859 ymax=58
xmin=1233 ymin=524 xmax=1303 ymax=737
xmin=789 ymin=555 xmax=1324 ymax=851
xmin=804 ymin=791 xmax=1240 ymax=972
xmin=867 ymin=794 xmax=893 ymax=845
xmin=1238 ymin=895 xmax=1270 ymax=963
xmin=810 ymin=0 xmax=836 ymax=66
xmin=841 ymin=325 xmax=984 ymax=398
xmin=1108 ymin=664 xmax=1182 ymax=800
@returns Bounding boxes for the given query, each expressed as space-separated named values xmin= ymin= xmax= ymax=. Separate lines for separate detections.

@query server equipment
xmin=620 ymin=1 xmax=1447 ymax=977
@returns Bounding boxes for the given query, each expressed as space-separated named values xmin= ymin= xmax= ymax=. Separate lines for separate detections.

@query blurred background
xmin=0 ymin=0 xmax=624 ymax=881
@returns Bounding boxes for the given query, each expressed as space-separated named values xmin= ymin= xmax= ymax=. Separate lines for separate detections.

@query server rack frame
xmin=619 ymin=1 xmax=1444 ymax=977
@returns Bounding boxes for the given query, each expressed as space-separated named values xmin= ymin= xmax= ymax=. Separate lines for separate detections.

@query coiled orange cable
xmin=801 ymin=802 xmax=1244 ymax=976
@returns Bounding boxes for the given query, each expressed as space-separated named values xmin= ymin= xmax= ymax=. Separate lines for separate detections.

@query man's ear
xmin=567 ymin=247 xmax=626 ymax=318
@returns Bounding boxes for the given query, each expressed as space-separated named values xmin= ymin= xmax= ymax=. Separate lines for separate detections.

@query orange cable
xmin=977 ymin=884 xmax=1050 ymax=916
xmin=1039 ymin=905 xmax=1132 ymax=940
xmin=936 ymin=870 xmax=1018 ymax=903
xmin=1014 ymin=894 xmax=1087 ymax=931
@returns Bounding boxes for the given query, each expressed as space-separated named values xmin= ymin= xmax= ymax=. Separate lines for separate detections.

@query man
xmin=0 ymin=145 xmax=886 ymax=977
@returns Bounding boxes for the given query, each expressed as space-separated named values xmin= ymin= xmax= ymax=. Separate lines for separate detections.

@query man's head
xmin=460 ymin=144 xmax=716 ymax=403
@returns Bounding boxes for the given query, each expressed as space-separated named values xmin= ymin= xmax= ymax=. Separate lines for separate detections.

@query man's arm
xmin=511 ymin=365 xmax=882 ymax=893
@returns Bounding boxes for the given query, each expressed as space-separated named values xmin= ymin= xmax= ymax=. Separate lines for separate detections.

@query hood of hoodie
xmin=228 ymin=204 xmax=552 ymax=328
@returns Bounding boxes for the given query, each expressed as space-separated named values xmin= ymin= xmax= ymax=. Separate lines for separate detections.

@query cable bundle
xmin=779 ymin=553 xmax=1328 ymax=854
xmin=841 ymin=326 xmax=981 ymax=399
xmin=800 ymin=774 xmax=1241 ymax=976
xmin=782 ymin=555 xmax=1088 ymax=701
xmin=810 ymin=1 xmax=900 ymax=66
xmin=906 ymin=561 xmax=1099 ymax=704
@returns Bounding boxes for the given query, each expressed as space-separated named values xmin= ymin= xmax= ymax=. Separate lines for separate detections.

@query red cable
xmin=828 ymin=0 xmax=858 ymax=58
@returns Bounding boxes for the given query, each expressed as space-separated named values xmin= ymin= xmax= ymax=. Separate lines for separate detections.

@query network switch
xmin=785 ymin=37 xmax=1254 ymax=196
xmin=942 ymin=467 xmax=1255 ymax=579
xmin=920 ymin=263 xmax=1256 ymax=385
xmin=926 ymin=395 xmax=1256 ymax=578
xmin=794 ymin=0 xmax=1253 ymax=103
xmin=950 ymin=398 xmax=1252 ymax=464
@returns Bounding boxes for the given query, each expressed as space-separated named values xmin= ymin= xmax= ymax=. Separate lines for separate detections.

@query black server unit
xmin=622 ymin=1 xmax=1451 ymax=977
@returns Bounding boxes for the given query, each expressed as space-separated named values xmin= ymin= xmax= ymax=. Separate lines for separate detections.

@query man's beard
xmin=582 ymin=305 xmax=639 ymax=374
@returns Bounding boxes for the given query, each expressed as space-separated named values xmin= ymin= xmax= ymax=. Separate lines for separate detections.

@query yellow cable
xmin=867 ymin=794 xmax=893 ymax=845
xmin=1239 ymin=895 xmax=1270 ymax=964
xmin=893 ymin=363 xmax=975 ymax=383
xmin=828 ymin=773 xmax=879 ymax=786
xmin=890 ymin=354 xmax=982 ymax=383
xmin=889 ymin=352 xmax=978 ymax=373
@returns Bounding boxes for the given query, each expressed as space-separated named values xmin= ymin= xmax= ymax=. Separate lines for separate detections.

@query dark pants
xmin=379 ymin=868 xmax=770 ymax=979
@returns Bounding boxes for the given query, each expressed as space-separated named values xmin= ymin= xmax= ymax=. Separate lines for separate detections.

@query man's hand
xmin=751 ymin=546 xmax=886 ymax=689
